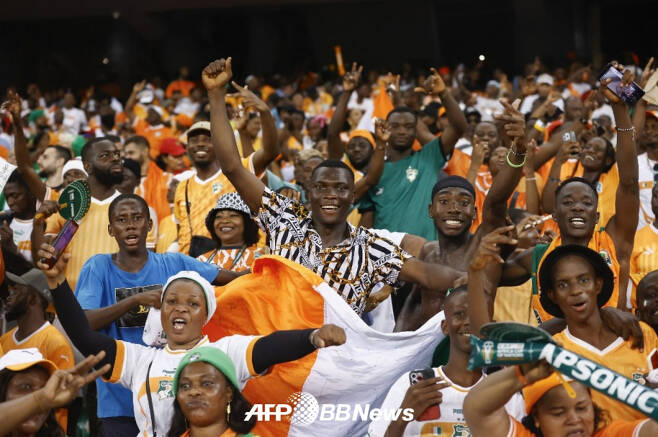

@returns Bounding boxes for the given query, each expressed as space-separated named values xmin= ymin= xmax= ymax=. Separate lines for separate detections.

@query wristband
xmin=525 ymin=177 xmax=536 ymax=181
xmin=309 ymin=329 xmax=320 ymax=348
xmin=515 ymin=365 xmax=530 ymax=386
xmin=506 ymin=151 xmax=526 ymax=168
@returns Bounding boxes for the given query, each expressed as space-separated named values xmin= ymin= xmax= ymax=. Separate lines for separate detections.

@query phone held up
xmin=408 ymin=368 xmax=441 ymax=421
xmin=598 ymin=63 xmax=645 ymax=105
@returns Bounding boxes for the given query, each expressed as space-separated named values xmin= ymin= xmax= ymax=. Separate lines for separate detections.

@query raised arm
xmin=3 ymin=91 xmax=46 ymax=201
xmin=415 ymin=68 xmax=467 ymax=156
xmin=230 ymin=82 xmax=279 ymax=174
xmin=465 ymin=140 xmax=487 ymax=185
xmin=124 ymin=80 xmax=146 ymax=124
xmin=204 ymin=58 xmax=266 ymax=213
xmin=523 ymin=141 xmax=540 ymax=214
xmin=35 ymin=245 xmax=116 ymax=376
xmin=480 ymin=100 xmax=527 ymax=234
xmin=464 ymin=361 xmax=553 ymax=437
xmin=603 ymin=66 xmax=640 ymax=308
xmin=398 ymin=257 xmax=465 ymax=293
xmin=327 ymin=63 xmax=362 ymax=160
xmin=354 ymin=119 xmax=387 ymax=201
xmin=632 ymin=58 xmax=655 ymax=142
xmin=467 ymin=226 xmax=517 ymax=334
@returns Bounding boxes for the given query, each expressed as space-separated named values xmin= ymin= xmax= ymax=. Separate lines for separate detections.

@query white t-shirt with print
xmin=10 ymin=217 xmax=34 ymax=261
xmin=368 ymin=367 xmax=524 ymax=437
xmin=106 ymin=334 xmax=259 ymax=436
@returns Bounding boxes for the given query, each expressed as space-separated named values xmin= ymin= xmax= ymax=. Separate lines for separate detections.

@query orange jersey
xmin=554 ymin=324 xmax=658 ymax=421
xmin=156 ymin=214 xmax=178 ymax=253
xmin=173 ymin=155 xmax=255 ymax=254
xmin=135 ymin=161 xmax=173 ymax=222
xmin=0 ymin=322 xmax=74 ymax=371
xmin=165 ymin=80 xmax=196 ymax=98
xmin=507 ymin=416 xmax=649 ymax=437
xmin=533 ymin=229 xmax=620 ymax=322
xmin=133 ymin=119 xmax=176 ymax=159
xmin=197 ymin=245 xmax=262 ymax=272
xmin=45 ymin=192 xmax=121 ymax=290
xmin=630 ymin=224 xmax=658 ymax=308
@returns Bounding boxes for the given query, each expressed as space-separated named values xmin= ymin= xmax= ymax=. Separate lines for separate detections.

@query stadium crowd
xmin=0 ymin=49 xmax=657 ymax=437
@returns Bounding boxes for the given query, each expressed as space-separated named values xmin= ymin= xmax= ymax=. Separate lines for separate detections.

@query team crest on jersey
xmin=632 ymin=373 xmax=647 ymax=385
xmin=375 ymin=187 xmax=384 ymax=196
xmin=452 ymin=424 xmax=470 ymax=436
xmin=405 ymin=166 xmax=418 ymax=182
xmin=212 ymin=183 xmax=223 ymax=194
xmin=598 ymin=250 xmax=612 ymax=266
xmin=157 ymin=380 xmax=174 ymax=400
xmin=596 ymin=181 xmax=603 ymax=193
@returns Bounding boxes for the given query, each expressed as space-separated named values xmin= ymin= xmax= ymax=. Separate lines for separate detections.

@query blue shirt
xmin=75 ymin=251 xmax=219 ymax=418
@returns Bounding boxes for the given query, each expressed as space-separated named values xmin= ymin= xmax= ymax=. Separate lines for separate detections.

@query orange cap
xmin=522 ymin=372 xmax=575 ymax=414
xmin=348 ymin=130 xmax=375 ymax=147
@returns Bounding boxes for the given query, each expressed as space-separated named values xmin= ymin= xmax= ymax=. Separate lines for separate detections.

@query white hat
xmin=0 ymin=348 xmax=58 ymax=374
xmin=62 ymin=158 xmax=88 ymax=177
xmin=138 ymin=89 xmax=154 ymax=105
xmin=536 ymin=74 xmax=554 ymax=86
xmin=162 ymin=271 xmax=216 ymax=324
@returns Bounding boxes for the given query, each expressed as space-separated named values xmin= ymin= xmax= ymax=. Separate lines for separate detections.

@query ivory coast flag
xmin=204 ymin=255 xmax=445 ymax=437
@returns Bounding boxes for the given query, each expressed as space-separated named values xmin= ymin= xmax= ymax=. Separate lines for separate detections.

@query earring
xmin=226 ymin=403 xmax=231 ymax=418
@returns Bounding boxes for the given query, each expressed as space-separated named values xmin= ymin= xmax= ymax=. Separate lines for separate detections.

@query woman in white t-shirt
xmin=37 ymin=245 xmax=346 ymax=436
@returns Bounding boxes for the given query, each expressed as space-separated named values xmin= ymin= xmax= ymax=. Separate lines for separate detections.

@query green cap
xmin=28 ymin=109 xmax=45 ymax=124
xmin=173 ymin=347 xmax=240 ymax=396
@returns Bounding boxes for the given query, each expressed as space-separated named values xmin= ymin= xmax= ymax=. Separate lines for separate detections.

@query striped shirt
xmin=45 ymin=191 xmax=121 ymax=290
xmin=254 ymin=187 xmax=411 ymax=315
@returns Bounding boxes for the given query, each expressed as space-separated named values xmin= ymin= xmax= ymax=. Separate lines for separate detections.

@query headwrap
xmin=348 ymin=129 xmax=375 ymax=147
xmin=162 ymin=271 xmax=216 ymax=324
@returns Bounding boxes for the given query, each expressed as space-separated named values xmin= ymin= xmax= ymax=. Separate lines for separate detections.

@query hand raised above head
xmin=202 ymin=58 xmax=233 ymax=91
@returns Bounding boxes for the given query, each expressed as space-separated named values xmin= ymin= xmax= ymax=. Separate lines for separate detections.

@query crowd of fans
xmin=0 ymin=49 xmax=657 ymax=437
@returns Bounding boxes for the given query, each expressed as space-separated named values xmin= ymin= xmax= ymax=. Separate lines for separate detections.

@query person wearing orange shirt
xmin=124 ymin=135 xmax=173 ymax=223
xmin=174 ymin=82 xmax=278 ymax=256
xmin=636 ymin=271 xmax=658 ymax=335
xmin=165 ymin=66 xmax=196 ymax=98
xmin=630 ymin=185 xmax=658 ymax=304
xmin=0 ymin=269 xmax=74 ymax=371
xmin=464 ymin=360 xmax=657 ymax=437
xmin=503 ymin=71 xmax=639 ymax=316
xmin=132 ymin=107 xmax=176 ymax=159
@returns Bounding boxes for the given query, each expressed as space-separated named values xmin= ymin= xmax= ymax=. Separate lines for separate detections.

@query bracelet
xmin=549 ymin=177 xmax=561 ymax=184
xmin=506 ymin=151 xmax=526 ymax=168
xmin=515 ymin=365 xmax=530 ymax=386
xmin=309 ymin=329 xmax=320 ymax=349
xmin=617 ymin=126 xmax=636 ymax=141
xmin=525 ymin=177 xmax=536 ymax=181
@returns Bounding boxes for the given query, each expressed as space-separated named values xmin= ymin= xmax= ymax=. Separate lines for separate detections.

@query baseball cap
xmin=486 ymin=80 xmax=501 ymax=89
xmin=173 ymin=347 xmax=239 ymax=395
xmin=6 ymin=268 xmax=52 ymax=304
xmin=538 ymin=245 xmax=614 ymax=318
xmin=0 ymin=348 xmax=58 ymax=375
xmin=159 ymin=138 xmax=186 ymax=157
xmin=183 ymin=121 xmax=211 ymax=144
xmin=536 ymin=74 xmax=555 ymax=86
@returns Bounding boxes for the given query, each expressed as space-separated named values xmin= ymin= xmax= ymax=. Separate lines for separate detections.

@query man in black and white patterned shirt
xmin=204 ymin=57 xmax=464 ymax=315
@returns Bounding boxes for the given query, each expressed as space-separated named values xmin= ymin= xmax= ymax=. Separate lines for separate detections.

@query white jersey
xmin=368 ymin=367 xmax=524 ymax=437
xmin=10 ymin=217 xmax=34 ymax=261
xmin=106 ymin=334 xmax=259 ymax=436
xmin=637 ymin=152 xmax=656 ymax=230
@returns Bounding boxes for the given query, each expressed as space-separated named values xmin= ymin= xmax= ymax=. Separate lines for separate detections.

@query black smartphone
xmin=408 ymin=368 xmax=440 ymax=420
xmin=598 ymin=63 xmax=645 ymax=105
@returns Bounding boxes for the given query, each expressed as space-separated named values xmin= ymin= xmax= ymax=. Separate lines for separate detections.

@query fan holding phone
xmin=368 ymin=285 xmax=524 ymax=437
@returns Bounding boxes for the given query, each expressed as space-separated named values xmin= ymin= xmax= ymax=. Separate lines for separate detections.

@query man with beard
xmin=35 ymin=138 xmax=125 ymax=290
xmin=358 ymin=68 xmax=467 ymax=240
xmin=0 ymin=268 xmax=73 ymax=371
xmin=173 ymin=84 xmax=278 ymax=255
xmin=37 ymin=146 xmax=70 ymax=189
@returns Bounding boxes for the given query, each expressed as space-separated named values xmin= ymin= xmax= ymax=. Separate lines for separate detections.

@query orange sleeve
xmin=508 ymin=417 xmax=536 ymax=437
xmin=45 ymin=214 xmax=64 ymax=236
xmin=246 ymin=336 xmax=263 ymax=376
xmin=594 ymin=419 xmax=648 ymax=436
xmin=103 ymin=340 xmax=126 ymax=383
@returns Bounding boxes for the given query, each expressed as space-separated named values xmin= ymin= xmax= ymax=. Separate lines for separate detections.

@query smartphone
xmin=562 ymin=131 xmax=576 ymax=143
xmin=409 ymin=368 xmax=440 ymax=421
xmin=598 ymin=63 xmax=645 ymax=105
xmin=41 ymin=220 xmax=79 ymax=268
